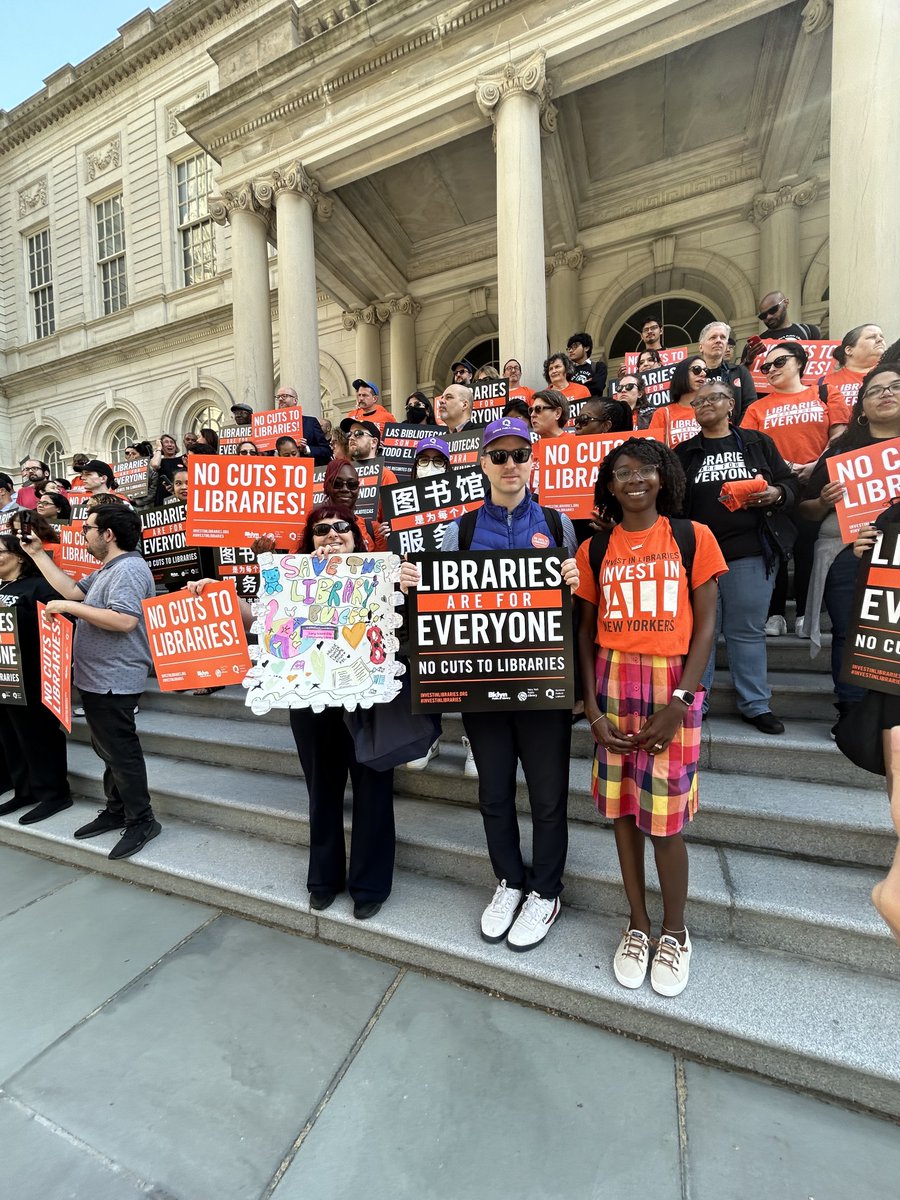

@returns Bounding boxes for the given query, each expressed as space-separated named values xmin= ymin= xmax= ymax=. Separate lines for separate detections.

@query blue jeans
xmin=701 ymin=555 xmax=775 ymax=718
xmin=824 ymin=545 xmax=866 ymax=708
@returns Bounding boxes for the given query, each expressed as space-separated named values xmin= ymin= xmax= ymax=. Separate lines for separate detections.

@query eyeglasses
xmin=689 ymin=365 xmax=708 ymax=377
xmin=861 ymin=381 xmax=900 ymax=401
xmin=612 ymin=466 xmax=658 ymax=483
xmin=311 ymin=521 xmax=353 ymax=536
xmin=416 ymin=455 xmax=446 ymax=467
xmin=81 ymin=524 xmax=99 ymax=538
xmin=573 ymin=414 xmax=600 ymax=428
xmin=348 ymin=430 xmax=372 ymax=439
xmin=757 ymin=303 xmax=782 ymax=321
xmin=330 ymin=478 xmax=360 ymax=490
xmin=759 ymin=354 xmax=796 ymax=375
xmin=690 ymin=393 xmax=732 ymax=408
xmin=485 ymin=448 xmax=532 ymax=465
xmin=618 ymin=383 xmax=638 ymax=393
xmin=530 ymin=405 xmax=556 ymax=416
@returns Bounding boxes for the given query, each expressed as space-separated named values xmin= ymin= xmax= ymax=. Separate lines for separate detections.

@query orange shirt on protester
xmin=648 ymin=404 xmax=700 ymax=449
xmin=741 ymin=384 xmax=846 ymax=465
xmin=826 ymin=367 xmax=865 ymax=420
xmin=575 ymin=518 xmax=727 ymax=656
xmin=347 ymin=403 xmax=395 ymax=429
xmin=559 ymin=381 xmax=591 ymax=404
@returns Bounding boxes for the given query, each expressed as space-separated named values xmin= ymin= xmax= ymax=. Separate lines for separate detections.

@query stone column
xmin=266 ymin=162 xmax=332 ymax=420
xmin=476 ymin=51 xmax=556 ymax=390
xmin=210 ymin=184 xmax=274 ymax=412
xmin=384 ymin=296 xmax=421 ymax=418
xmin=750 ymin=181 xmax=819 ymax=321
xmin=341 ymin=305 xmax=386 ymax=395
xmin=829 ymin=0 xmax=900 ymax=334
xmin=545 ymin=247 xmax=583 ymax=353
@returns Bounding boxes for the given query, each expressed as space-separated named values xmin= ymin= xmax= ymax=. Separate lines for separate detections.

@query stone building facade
xmin=0 ymin=0 xmax=896 ymax=475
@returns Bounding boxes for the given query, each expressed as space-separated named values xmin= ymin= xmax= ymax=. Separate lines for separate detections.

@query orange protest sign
xmin=534 ymin=431 xmax=655 ymax=518
xmin=58 ymin=526 xmax=96 ymax=581
xmin=827 ymin=436 xmax=900 ymax=542
xmin=186 ymin=455 xmax=313 ymax=548
xmin=142 ymin=581 xmax=251 ymax=691
xmin=251 ymin=405 xmax=303 ymax=452
xmin=748 ymin=339 xmax=839 ymax=392
xmin=38 ymin=604 xmax=72 ymax=731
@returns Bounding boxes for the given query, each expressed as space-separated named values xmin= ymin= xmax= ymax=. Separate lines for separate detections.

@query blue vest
xmin=466 ymin=491 xmax=553 ymax=551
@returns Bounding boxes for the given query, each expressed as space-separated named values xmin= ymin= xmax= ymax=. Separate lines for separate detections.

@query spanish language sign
xmin=623 ymin=347 xmax=688 ymax=404
xmin=826 ymin=435 xmax=900 ymax=542
xmin=748 ymin=340 xmax=839 ymax=392
xmin=186 ymin=456 xmax=313 ymax=548
xmin=534 ymin=431 xmax=655 ymax=518
xmin=140 ymin=501 xmax=203 ymax=587
xmin=58 ymin=527 xmax=96 ymax=581
xmin=383 ymin=467 xmax=487 ymax=555
xmin=0 ymin=608 xmax=26 ymax=705
xmin=841 ymin=525 xmax=900 ymax=695
xmin=214 ymin=546 xmax=261 ymax=598
xmin=38 ymin=604 xmax=72 ymax=730
xmin=313 ymin=460 xmax=382 ymax=522
xmin=408 ymin=550 xmax=573 ymax=713
xmin=142 ymin=581 xmax=251 ymax=692
xmin=111 ymin=457 xmax=150 ymax=500
xmin=380 ymin=423 xmax=443 ymax=478
xmin=243 ymin=551 xmax=404 ymax=714
xmin=471 ymin=378 xmax=510 ymax=424
xmin=251 ymin=405 xmax=303 ymax=453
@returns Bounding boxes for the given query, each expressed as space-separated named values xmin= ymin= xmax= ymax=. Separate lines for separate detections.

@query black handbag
xmin=344 ymin=668 xmax=441 ymax=772
xmin=760 ymin=507 xmax=799 ymax=562
xmin=834 ymin=691 xmax=885 ymax=776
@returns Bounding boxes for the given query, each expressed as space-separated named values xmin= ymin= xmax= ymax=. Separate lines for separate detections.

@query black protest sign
xmin=408 ymin=550 xmax=574 ymax=713
xmin=841 ymin=524 xmax=900 ymax=695
xmin=383 ymin=466 xmax=487 ymax=555
xmin=471 ymin=378 xmax=510 ymax=425
xmin=312 ymin=460 xmax=383 ymax=521
xmin=218 ymin=424 xmax=250 ymax=452
xmin=140 ymin=501 xmax=203 ymax=586
xmin=111 ymin=457 xmax=150 ymax=499
xmin=379 ymin=423 xmax=444 ymax=478
xmin=0 ymin=607 xmax=26 ymax=705
xmin=445 ymin=428 xmax=482 ymax=468
xmin=214 ymin=545 xmax=261 ymax=599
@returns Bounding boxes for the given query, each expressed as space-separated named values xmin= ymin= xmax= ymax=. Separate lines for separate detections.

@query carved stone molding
xmin=651 ymin=235 xmax=676 ymax=274
xmin=17 ymin=176 xmax=48 ymax=219
xmin=801 ymin=0 xmax=833 ymax=34
xmin=86 ymin=136 xmax=121 ymax=182
xmin=166 ymin=86 xmax=209 ymax=139
xmin=341 ymin=304 xmax=387 ymax=332
xmin=468 ymin=287 xmax=488 ymax=317
xmin=475 ymin=50 xmax=557 ymax=136
xmin=545 ymin=246 xmax=584 ymax=277
xmin=380 ymin=295 xmax=421 ymax=321
xmin=208 ymin=182 xmax=269 ymax=226
xmin=749 ymin=178 xmax=820 ymax=226
xmin=268 ymin=160 xmax=333 ymax=220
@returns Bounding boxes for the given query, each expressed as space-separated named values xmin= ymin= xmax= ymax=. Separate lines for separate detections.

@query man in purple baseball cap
xmin=413 ymin=435 xmax=451 ymax=479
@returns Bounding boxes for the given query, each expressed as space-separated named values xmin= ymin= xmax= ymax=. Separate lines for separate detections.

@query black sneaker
xmin=74 ymin=809 xmax=123 ymax=839
xmin=353 ymin=901 xmax=382 ymax=920
xmin=310 ymin=891 xmax=336 ymax=912
xmin=108 ymin=819 xmax=161 ymax=860
xmin=741 ymin=712 xmax=785 ymax=735
xmin=19 ymin=798 xmax=73 ymax=826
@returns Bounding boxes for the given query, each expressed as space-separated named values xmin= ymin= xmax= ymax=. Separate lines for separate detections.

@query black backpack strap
xmin=539 ymin=506 xmax=564 ymax=548
xmin=818 ymin=378 xmax=829 ymax=404
xmin=667 ymin=518 xmax=697 ymax=594
xmin=588 ymin=529 xmax=613 ymax=580
xmin=457 ymin=509 xmax=479 ymax=551
xmin=364 ymin=518 xmax=378 ymax=545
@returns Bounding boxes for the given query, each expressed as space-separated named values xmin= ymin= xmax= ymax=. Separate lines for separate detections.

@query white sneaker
xmin=73 ymin=706 xmax=85 ymax=718
xmin=613 ymin=928 xmax=652 ymax=989
xmin=480 ymin=879 xmax=523 ymax=943
xmin=405 ymin=739 xmax=440 ymax=770
xmin=650 ymin=929 xmax=692 ymax=997
xmin=794 ymin=615 xmax=809 ymax=638
xmin=506 ymin=891 xmax=561 ymax=952
xmin=764 ymin=615 xmax=787 ymax=636
xmin=461 ymin=735 xmax=478 ymax=778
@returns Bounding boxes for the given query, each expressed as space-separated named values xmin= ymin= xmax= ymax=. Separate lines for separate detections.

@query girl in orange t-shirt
xmin=576 ymin=437 xmax=726 ymax=997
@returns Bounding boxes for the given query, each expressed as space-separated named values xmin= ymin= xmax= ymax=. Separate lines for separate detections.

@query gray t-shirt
xmin=74 ymin=551 xmax=155 ymax=695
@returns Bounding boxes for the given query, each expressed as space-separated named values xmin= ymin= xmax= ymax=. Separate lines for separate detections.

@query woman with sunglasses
xmin=411 ymin=435 xmax=451 ymax=479
xmin=647 ymin=356 xmax=707 ymax=448
xmin=827 ymin=325 xmax=887 ymax=418
xmin=675 ymin=380 xmax=798 ymax=733
xmin=614 ymin=374 xmax=653 ymax=430
xmin=529 ymin=389 xmax=570 ymax=439
xmin=743 ymin=341 xmax=847 ymax=637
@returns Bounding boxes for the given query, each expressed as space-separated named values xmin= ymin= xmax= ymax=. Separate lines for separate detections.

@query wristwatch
xmin=672 ymin=688 xmax=695 ymax=707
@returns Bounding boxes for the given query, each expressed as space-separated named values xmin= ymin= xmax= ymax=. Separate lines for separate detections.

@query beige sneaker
xmin=650 ymin=929 xmax=692 ymax=997
xmin=613 ymin=928 xmax=651 ymax=988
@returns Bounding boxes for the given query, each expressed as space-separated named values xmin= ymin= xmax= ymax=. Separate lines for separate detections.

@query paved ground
xmin=1 ymin=844 xmax=897 ymax=1200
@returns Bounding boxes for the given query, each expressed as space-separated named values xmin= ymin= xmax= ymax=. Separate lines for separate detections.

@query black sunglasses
xmin=618 ymin=382 xmax=638 ymax=393
xmin=485 ymin=448 xmax=532 ymax=465
xmin=757 ymin=302 xmax=782 ymax=321
xmin=760 ymin=354 xmax=796 ymax=375
xmin=574 ymin=414 xmax=601 ymax=428
xmin=312 ymin=520 xmax=353 ymax=536
xmin=330 ymin=478 xmax=360 ymax=490
xmin=689 ymin=365 xmax=708 ymax=377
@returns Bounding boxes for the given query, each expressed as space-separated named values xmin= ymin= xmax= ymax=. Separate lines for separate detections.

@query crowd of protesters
xmin=1 ymin=297 xmax=898 ymax=996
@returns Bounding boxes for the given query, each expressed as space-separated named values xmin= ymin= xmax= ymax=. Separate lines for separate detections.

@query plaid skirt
xmin=591 ymin=648 xmax=702 ymax=837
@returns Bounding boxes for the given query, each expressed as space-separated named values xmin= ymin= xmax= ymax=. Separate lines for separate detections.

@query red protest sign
xmin=748 ymin=340 xmax=839 ymax=392
xmin=142 ymin=581 xmax=251 ymax=691
xmin=534 ymin=431 xmax=655 ymax=518
xmin=827 ymin=436 xmax=900 ymax=542
xmin=624 ymin=348 xmax=689 ymax=400
xmin=251 ymin=406 xmax=303 ymax=452
xmin=38 ymin=604 xmax=72 ymax=731
xmin=58 ymin=527 xmax=96 ymax=581
xmin=186 ymin=455 xmax=313 ymax=548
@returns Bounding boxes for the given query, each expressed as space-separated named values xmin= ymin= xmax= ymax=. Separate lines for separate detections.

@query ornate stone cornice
xmin=166 ymin=86 xmax=210 ymax=139
xmin=208 ymin=182 xmax=268 ymax=225
xmin=17 ymin=177 xmax=48 ymax=219
xmin=379 ymin=295 xmax=421 ymax=320
xmin=749 ymin=178 xmax=820 ymax=226
xmin=475 ymin=50 xmax=557 ymax=136
xmin=86 ymin=135 xmax=121 ymax=182
xmin=266 ymin=161 xmax=333 ymax=220
xmin=801 ymin=0 xmax=833 ymax=34
xmin=545 ymin=246 xmax=584 ymax=277
xmin=341 ymin=304 xmax=387 ymax=332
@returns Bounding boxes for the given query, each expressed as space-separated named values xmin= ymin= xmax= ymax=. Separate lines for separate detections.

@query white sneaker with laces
xmin=506 ymin=891 xmax=561 ymax=951
xmin=764 ymin=614 xmax=787 ymax=636
xmin=480 ymin=879 xmax=523 ymax=943
xmin=650 ymin=928 xmax=692 ymax=997
xmin=613 ymin=928 xmax=652 ymax=988
xmin=461 ymin=735 xmax=478 ymax=778
xmin=794 ymin=615 xmax=809 ymax=638
xmin=405 ymin=739 xmax=440 ymax=771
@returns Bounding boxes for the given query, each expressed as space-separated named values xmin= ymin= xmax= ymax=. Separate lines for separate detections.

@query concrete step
xmin=1 ymin=802 xmax=896 ymax=1119
xmin=719 ymin=633 xmax=832 ymax=675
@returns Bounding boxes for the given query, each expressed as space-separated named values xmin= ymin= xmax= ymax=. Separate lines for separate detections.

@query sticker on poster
xmin=383 ymin=467 xmax=487 ymax=555
xmin=841 ymin=525 xmax=900 ymax=695
xmin=142 ymin=581 xmax=252 ymax=691
xmin=827 ymin=436 xmax=900 ymax=542
xmin=186 ymin=456 xmax=312 ymax=547
xmin=0 ymin=607 xmax=26 ymax=705
xmin=38 ymin=603 xmax=73 ymax=730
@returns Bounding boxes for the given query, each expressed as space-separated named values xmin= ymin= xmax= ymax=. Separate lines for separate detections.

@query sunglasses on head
xmin=312 ymin=520 xmax=353 ymax=536
xmin=485 ymin=448 xmax=532 ymax=465
xmin=689 ymin=365 xmax=708 ymax=377
xmin=330 ymin=478 xmax=360 ymax=490
xmin=757 ymin=303 xmax=782 ymax=321
xmin=759 ymin=354 xmax=796 ymax=375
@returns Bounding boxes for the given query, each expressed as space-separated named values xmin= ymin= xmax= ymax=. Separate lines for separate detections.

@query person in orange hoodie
xmin=347 ymin=379 xmax=394 ymax=428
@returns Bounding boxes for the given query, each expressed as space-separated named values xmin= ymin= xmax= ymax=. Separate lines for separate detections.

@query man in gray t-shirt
xmin=23 ymin=502 xmax=161 ymax=860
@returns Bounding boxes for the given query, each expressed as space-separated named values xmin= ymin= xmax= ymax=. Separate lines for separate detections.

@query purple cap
xmin=414 ymin=435 xmax=450 ymax=459
xmin=480 ymin=416 xmax=531 ymax=449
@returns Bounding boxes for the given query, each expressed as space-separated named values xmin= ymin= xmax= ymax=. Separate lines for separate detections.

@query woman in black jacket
xmin=675 ymin=380 xmax=798 ymax=733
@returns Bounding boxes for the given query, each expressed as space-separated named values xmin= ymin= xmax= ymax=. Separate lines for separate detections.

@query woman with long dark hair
xmin=648 ymin=356 xmax=707 ymax=447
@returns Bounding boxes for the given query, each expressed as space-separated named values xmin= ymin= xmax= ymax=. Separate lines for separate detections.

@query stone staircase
xmin=1 ymin=633 xmax=898 ymax=1119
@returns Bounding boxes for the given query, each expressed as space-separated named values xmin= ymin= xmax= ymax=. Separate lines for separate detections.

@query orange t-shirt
xmin=741 ymin=384 xmax=846 ymax=465
xmin=561 ymin=382 xmax=591 ymax=403
xmin=827 ymin=367 xmax=864 ymax=420
xmin=648 ymin=404 xmax=700 ymax=448
xmin=347 ymin=403 xmax=395 ymax=429
xmin=574 ymin=518 xmax=727 ymax=656
xmin=511 ymin=385 xmax=534 ymax=405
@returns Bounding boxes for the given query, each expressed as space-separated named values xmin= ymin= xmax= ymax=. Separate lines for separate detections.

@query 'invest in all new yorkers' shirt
xmin=741 ymin=384 xmax=846 ymax=465
xmin=74 ymin=551 xmax=155 ymax=694
xmin=574 ymin=518 xmax=727 ymax=657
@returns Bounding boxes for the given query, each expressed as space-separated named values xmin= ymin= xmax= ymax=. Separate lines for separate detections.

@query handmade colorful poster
xmin=111 ymin=457 xmax=150 ymax=499
xmin=243 ymin=551 xmax=404 ymax=714
xmin=471 ymin=378 xmax=510 ymax=425
xmin=186 ymin=456 xmax=313 ymax=547
xmin=312 ymin=460 xmax=382 ymax=521
xmin=841 ymin=526 xmax=900 ymax=695
xmin=58 ymin=526 xmax=96 ymax=581
xmin=140 ymin=501 xmax=203 ymax=586
xmin=0 ymin=608 xmax=26 ymax=705
xmin=534 ymin=431 xmax=654 ymax=518
xmin=38 ymin=604 xmax=72 ymax=730
xmin=383 ymin=466 xmax=487 ymax=555
xmin=251 ymin=405 xmax=303 ymax=453
xmin=747 ymin=340 xmax=839 ymax=392
xmin=827 ymin=436 xmax=900 ymax=542
xmin=407 ymin=549 xmax=574 ymax=713
xmin=214 ymin=545 xmax=261 ymax=598
xmin=142 ymin=581 xmax=252 ymax=691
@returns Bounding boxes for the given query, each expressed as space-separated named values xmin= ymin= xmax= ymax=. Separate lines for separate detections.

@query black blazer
xmin=301 ymin=415 xmax=333 ymax=465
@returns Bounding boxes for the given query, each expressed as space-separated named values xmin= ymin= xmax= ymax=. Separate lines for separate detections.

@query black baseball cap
xmin=339 ymin=418 xmax=380 ymax=437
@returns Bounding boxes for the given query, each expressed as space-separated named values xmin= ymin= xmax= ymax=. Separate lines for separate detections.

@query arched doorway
xmin=609 ymin=298 xmax=719 ymax=358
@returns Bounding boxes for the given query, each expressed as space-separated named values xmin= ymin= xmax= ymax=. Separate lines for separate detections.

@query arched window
xmin=456 ymin=336 xmax=500 ymax=374
xmin=186 ymin=402 xmax=224 ymax=434
xmin=39 ymin=439 xmax=66 ymax=479
xmin=109 ymin=423 xmax=139 ymax=462
xmin=609 ymin=298 xmax=719 ymax=359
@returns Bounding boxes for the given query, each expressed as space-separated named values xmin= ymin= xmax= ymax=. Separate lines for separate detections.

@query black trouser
xmin=290 ymin=706 xmax=395 ymax=904
xmin=462 ymin=708 xmax=571 ymax=899
xmin=0 ymin=700 xmax=70 ymax=807
xmin=80 ymin=691 xmax=154 ymax=827
xmin=769 ymin=517 xmax=819 ymax=619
